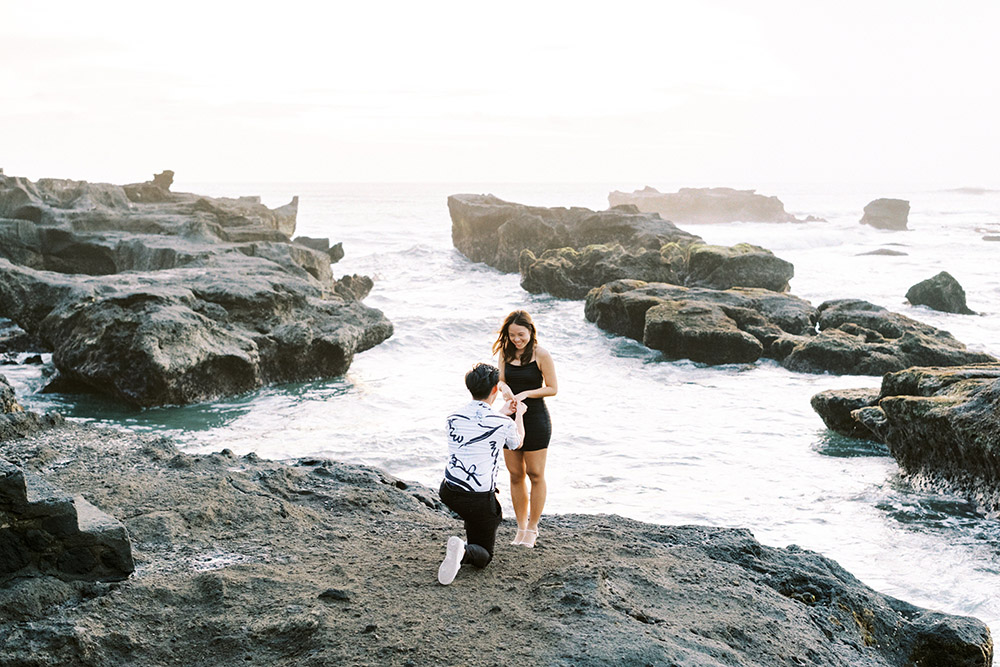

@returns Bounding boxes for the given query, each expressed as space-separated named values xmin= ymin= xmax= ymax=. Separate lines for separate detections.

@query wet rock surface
xmin=811 ymin=364 xmax=1000 ymax=514
xmin=906 ymin=271 xmax=975 ymax=314
xmin=584 ymin=282 xmax=995 ymax=372
xmin=0 ymin=173 xmax=393 ymax=406
xmin=607 ymin=186 xmax=818 ymax=224
xmin=781 ymin=300 xmax=994 ymax=374
xmin=0 ymin=423 xmax=992 ymax=667
xmin=860 ymin=198 xmax=910 ymax=230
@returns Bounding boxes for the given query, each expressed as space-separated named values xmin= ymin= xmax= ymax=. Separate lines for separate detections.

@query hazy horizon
xmin=3 ymin=1 xmax=998 ymax=188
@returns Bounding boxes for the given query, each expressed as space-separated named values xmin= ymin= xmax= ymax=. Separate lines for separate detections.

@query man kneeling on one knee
xmin=437 ymin=363 xmax=526 ymax=585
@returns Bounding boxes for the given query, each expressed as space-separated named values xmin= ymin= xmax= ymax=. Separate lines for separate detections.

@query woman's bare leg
xmin=504 ymin=449 xmax=528 ymax=543
xmin=522 ymin=449 xmax=548 ymax=546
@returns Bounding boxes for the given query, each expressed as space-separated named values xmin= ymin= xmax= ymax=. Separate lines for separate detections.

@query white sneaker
xmin=437 ymin=536 xmax=466 ymax=585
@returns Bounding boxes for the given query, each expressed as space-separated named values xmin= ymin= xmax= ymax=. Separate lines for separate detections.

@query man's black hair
xmin=465 ymin=363 xmax=499 ymax=400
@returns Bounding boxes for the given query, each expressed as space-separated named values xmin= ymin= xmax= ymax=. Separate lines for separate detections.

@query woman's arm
xmin=513 ymin=347 xmax=558 ymax=401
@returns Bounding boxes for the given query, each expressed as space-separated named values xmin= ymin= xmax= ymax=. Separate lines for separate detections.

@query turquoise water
xmin=10 ymin=181 xmax=1000 ymax=629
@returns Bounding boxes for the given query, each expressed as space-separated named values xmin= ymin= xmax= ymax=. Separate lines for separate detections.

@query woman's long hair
xmin=493 ymin=310 xmax=536 ymax=365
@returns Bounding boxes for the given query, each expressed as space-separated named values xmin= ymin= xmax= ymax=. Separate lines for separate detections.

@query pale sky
xmin=2 ymin=1 xmax=998 ymax=185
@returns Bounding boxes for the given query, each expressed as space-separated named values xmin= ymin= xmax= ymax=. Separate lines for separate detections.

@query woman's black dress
xmin=504 ymin=360 xmax=551 ymax=452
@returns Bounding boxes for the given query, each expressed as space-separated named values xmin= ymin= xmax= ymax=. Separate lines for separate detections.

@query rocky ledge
xmin=812 ymin=364 xmax=1000 ymax=514
xmin=584 ymin=281 xmax=995 ymax=371
xmin=607 ymin=186 xmax=820 ymax=224
xmin=0 ymin=172 xmax=392 ymax=406
xmin=0 ymin=423 xmax=992 ymax=666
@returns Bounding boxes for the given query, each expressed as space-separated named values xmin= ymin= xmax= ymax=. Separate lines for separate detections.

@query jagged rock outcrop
xmin=448 ymin=194 xmax=699 ymax=273
xmin=906 ymin=271 xmax=975 ymax=314
xmin=0 ymin=173 xmax=392 ymax=407
xmin=608 ymin=186 xmax=820 ymax=224
xmin=860 ymin=198 xmax=910 ymax=230
xmin=0 ymin=457 xmax=133 ymax=582
xmin=811 ymin=364 xmax=1000 ymax=513
xmin=584 ymin=283 xmax=995 ymax=372
xmin=0 ymin=423 xmax=992 ymax=666
xmin=781 ymin=300 xmax=994 ymax=375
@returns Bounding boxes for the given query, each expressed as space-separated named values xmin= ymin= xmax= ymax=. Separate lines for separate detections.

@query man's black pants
xmin=438 ymin=480 xmax=502 ymax=568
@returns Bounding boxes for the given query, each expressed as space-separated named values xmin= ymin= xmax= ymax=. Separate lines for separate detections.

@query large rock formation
xmin=906 ymin=271 xmax=975 ymax=315
xmin=449 ymin=194 xmax=796 ymax=296
xmin=448 ymin=194 xmax=699 ymax=273
xmin=584 ymin=283 xmax=996 ymax=372
xmin=584 ymin=280 xmax=816 ymax=366
xmin=811 ymin=364 xmax=1000 ymax=514
xmin=608 ymin=186 xmax=818 ymax=224
xmin=860 ymin=198 xmax=910 ymax=230
xmin=0 ymin=173 xmax=392 ymax=407
xmin=0 ymin=458 xmax=134 ymax=583
xmin=520 ymin=241 xmax=794 ymax=299
xmin=0 ymin=423 xmax=992 ymax=666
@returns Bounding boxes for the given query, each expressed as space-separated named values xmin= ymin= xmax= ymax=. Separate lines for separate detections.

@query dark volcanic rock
xmin=608 ymin=186 xmax=816 ymax=224
xmin=448 ymin=193 xmax=699 ymax=273
xmin=585 ymin=284 xmax=995 ymax=373
xmin=0 ymin=423 xmax=992 ymax=666
xmin=584 ymin=280 xmax=816 ymax=365
xmin=782 ymin=299 xmax=994 ymax=375
xmin=906 ymin=271 xmax=975 ymax=315
xmin=811 ymin=364 xmax=1000 ymax=513
xmin=810 ymin=388 xmax=881 ymax=439
xmin=0 ymin=457 xmax=134 ymax=583
xmin=0 ymin=173 xmax=392 ymax=407
xmin=860 ymin=198 xmax=910 ymax=230
xmin=0 ymin=318 xmax=44 ymax=354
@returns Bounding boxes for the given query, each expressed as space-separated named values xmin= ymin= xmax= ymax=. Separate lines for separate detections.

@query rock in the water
xmin=860 ymin=198 xmax=910 ymax=230
xmin=584 ymin=280 xmax=815 ymax=365
xmin=0 ymin=173 xmax=392 ymax=407
xmin=0 ymin=457 xmax=133 ymax=582
xmin=448 ymin=193 xmax=699 ymax=273
xmin=857 ymin=248 xmax=908 ymax=256
xmin=906 ymin=271 xmax=975 ymax=315
xmin=781 ymin=299 xmax=994 ymax=375
xmin=812 ymin=364 xmax=1000 ymax=513
xmin=810 ymin=388 xmax=881 ymax=439
xmin=608 ymin=186 xmax=816 ymax=224
xmin=585 ymin=284 xmax=995 ymax=373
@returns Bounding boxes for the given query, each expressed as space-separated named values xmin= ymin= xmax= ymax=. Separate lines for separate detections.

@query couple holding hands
xmin=437 ymin=310 xmax=558 ymax=585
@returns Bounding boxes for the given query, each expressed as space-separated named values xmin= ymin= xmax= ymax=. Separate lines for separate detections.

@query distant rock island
xmin=607 ymin=186 xmax=820 ymax=224
xmin=0 ymin=171 xmax=392 ymax=406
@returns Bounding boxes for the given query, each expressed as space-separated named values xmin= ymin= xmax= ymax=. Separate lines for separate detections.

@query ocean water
xmin=8 ymin=181 xmax=1000 ymax=629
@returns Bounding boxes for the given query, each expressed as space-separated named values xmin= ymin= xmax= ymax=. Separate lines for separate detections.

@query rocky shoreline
xmin=0 ymin=172 xmax=392 ymax=407
xmin=0 ymin=420 xmax=993 ymax=666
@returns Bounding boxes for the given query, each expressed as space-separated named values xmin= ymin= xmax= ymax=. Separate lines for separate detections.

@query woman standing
xmin=494 ymin=310 xmax=558 ymax=548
